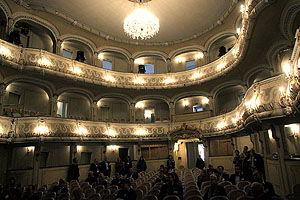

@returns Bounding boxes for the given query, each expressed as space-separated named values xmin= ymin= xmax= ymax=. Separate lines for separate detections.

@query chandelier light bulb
xmin=124 ymin=5 xmax=159 ymax=40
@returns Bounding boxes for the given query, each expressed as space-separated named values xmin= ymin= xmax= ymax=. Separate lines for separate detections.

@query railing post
xmin=0 ymin=83 xmax=6 ymax=116
xmin=51 ymin=95 xmax=58 ymax=117
xmin=130 ymin=103 xmax=135 ymax=123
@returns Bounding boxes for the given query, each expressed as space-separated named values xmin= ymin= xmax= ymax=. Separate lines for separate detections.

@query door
xmin=119 ymin=148 xmax=128 ymax=162
xmin=186 ymin=142 xmax=199 ymax=169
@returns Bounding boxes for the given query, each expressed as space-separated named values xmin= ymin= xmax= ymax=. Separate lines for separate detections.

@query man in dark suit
xmin=246 ymin=149 xmax=265 ymax=174
xmin=229 ymin=165 xmax=245 ymax=185
xmin=67 ymin=158 xmax=79 ymax=182
xmin=89 ymin=159 xmax=100 ymax=178
xmin=111 ymin=172 xmax=122 ymax=188
xmin=100 ymin=156 xmax=111 ymax=177
xmin=116 ymin=179 xmax=137 ymax=200
xmin=217 ymin=165 xmax=229 ymax=183
xmin=127 ymin=168 xmax=138 ymax=180
xmin=196 ymin=155 xmax=205 ymax=169
xmin=204 ymin=174 xmax=227 ymax=200
xmin=252 ymin=170 xmax=276 ymax=197
xmin=207 ymin=164 xmax=218 ymax=176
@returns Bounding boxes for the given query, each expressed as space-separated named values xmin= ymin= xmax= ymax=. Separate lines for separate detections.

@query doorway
xmin=119 ymin=148 xmax=128 ymax=161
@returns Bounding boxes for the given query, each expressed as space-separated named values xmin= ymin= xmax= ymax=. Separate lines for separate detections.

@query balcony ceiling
xmin=23 ymin=0 xmax=233 ymax=43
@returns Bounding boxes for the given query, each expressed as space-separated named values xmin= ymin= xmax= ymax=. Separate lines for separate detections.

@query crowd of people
xmin=0 ymin=149 xmax=280 ymax=200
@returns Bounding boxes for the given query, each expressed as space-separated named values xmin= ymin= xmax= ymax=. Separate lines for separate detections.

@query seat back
xmin=185 ymin=195 xmax=203 ymax=200
xmin=237 ymin=181 xmax=250 ymax=190
xmin=219 ymin=181 xmax=232 ymax=187
xmin=210 ymin=196 xmax=229 ymax=200
xmin=228 ymin=189 xmax=246 ymax=200
xmin=143 ymin=195 xmax=159 ymax=200
xmin=224 ymin=185 xmax=238 ymax=195
xmin=163 ymin=195 xmax=181 ymax=200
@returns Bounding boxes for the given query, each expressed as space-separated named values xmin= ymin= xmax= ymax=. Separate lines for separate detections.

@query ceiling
xmin=24 ymin=0 xmax=234 ymax=43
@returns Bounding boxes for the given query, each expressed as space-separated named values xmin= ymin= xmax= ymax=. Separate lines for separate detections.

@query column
xmin=204 ymin=51 xmax=209 ymax=64
xmin=7 ymin=17 xmax=14 ymax=34
xmin=70 ymin=143 xmax=77 ymax=163
xmin=169 ymin=102 xmax=175 ymax=122
xmin=56 ymin=39 xmax=63 ymax=56
xmin=93 ymin=52 xmax=100 ymax=66
xmin=51 ymin=95 xmax=58 ymax=117
xmin=129 ymin=58 xmax=134 ymax=73
xmin=91 ymin=101 xmax=97 ymax=121
xmin=167 ymin=58 xmax=172 ymax=72
xmin=208 ymin=96 xmax=214 ymax=116
xmin=32 ymin=144 xmax=41 ymax=186
xmin=0 ymin=83 xmax=6 ymax=116
xmin=129 ymin=103 xmax=135 ymax=123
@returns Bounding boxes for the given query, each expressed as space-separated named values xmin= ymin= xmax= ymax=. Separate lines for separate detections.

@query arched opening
xmin=135 ymin=99 xmax=169 ymax=123
xmin=215 ymin=85 xmax=245 ymax=115
xmin=57 ymin=92 xmax=91 ymax=120
xmin=12 ymin=20 xmax=56 ymax=53
xmin=96 ymin=97 xmax=129 ymax=122
xmin=247 ymin=70 xmax=273 ymax=86
xmin=171 ymin=51 xmax=205 ymax=72
xmin=98 ymin=51 xmax=129 ymax=72
xmin=133 ymin=55 xmax=167 ymax=74
xmin=61 ymin=39 xmax=94 ymax=65
xmin=0 ymin=8 xmax=7 ymax=40
xmin=175 ymin=96 xmax=210 ymax=115
xmin=208 ymin=35 xmax=237 ymax=62
xmin=4 ymin=82 xmax=50 ymax=117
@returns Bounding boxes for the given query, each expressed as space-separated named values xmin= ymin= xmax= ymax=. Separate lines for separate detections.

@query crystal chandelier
xmin=123 ymin=1 xmax=159 ymax=40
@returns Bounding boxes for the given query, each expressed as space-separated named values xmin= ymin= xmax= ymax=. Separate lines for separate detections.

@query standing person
xmin=167 ymin=155 xmax=175 ymax=170
xmin=196 ymin=155 xmax=205 ymax=169
xmin=241 ymin=146 xmax=249 ymax=170
xmin=247 ymin=148 xmax=265 ymax=174
xmin=207 ymin=164 xmax=218 ymax=176
xmin=137 ymin=156 xmax=147 ymax=173
xmin=115 ymin=157 xmax=124 ymax=175
xmin=217 ymin=165 xmax=229 ymax=183
xmin=229 ymin=165 xmax=245 ymax=185
xmin=124 ymin=156 xmax=132 ymax=175
xmin=67 ymin=158 xmax=80 ymax=182
xmin=89 ymin=159 xmax=100 ymax=178
xmin=100 ymin=156 xmax=111 ymax=177
xmin=233 ymin=150 xmax=242 ymax=168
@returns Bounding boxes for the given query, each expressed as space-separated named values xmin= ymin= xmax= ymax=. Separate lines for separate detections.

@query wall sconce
xmin=144 ymin=110 xmax=152 ymax=119
xmin=0 ymin=126 xmax=4 ymax=135
xmin=191 ymin=72 xmax=202 ymax=79
xmin=284 ymin=124 xmax=299 ymax=137
xmin=195 ymin=52 xmax=204 ymax=59
xmin=175 ymin=57 xmax=185 ymax=63
xmin=107 ymin=145 xmax=118 ymax=152
xmin=26 ymin=146 xmax=35 ymax=153
xmin=104 ymin=74 xmax=115 ymax=82
xmin=76 ymin=123 xmax=88 ymax=136
xmin=182 ymin=100 xmax=189 ymax=107
xmin=268 ymin=129 xmax=273 ymax=140
xmin=34 ymin=120 xmax=49 ymax=136
xmin=76 ymin=145 xmax=82 ymax=152
xmin=98 ymin=53 xmax=104 ymax=60
xmin=217 ymin=62 xmax=226 ymax=70
xmin=107 ymin=128 xmax=117 ymax=137
xmin=240 ymin=5 xmax=245 ymax=13
xmin=134 ymin=59 xmax=144 ymax=65
xmin=174 ymin=142 xmax=179 ymax=152
xmin=232 ymin=48 xmax=239 ymax=56
xmin=202 ymin=98 xmax=209 ymax=104
xmin=279 ymin=87 xmax=285 ymax=96
xmin=134 ymin=77 xmax=145 ymax=84
xmin=136 ymin=128 xmax=146 ymax=136
xmin=72 ymin=66 xmax=82 ymax=74
xmin=0 ymin=46 xmax=11 ymax=58
xmin=38 ymin=57 xmax=52 ymax=67
xmin=282 ymin=63 xmax=291 ymax=76
xmin=217 ymin=121 xmax=227 ymax=130
xmin=135 ymin=102 xmax=144 ymax=109
xmin=164 ymin=77 xmax=175 ymax=84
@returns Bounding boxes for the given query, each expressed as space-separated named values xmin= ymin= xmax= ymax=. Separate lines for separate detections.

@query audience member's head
xmin=243 ymin=146 xmax=249 ymax=153
xmin=250 ymin=148 xmax=255 ymax=156
xmin=94 ymin=159 xmax=99 ymax=164
xmin=160 ymin=164 xmax=164 ymax=170
xmin=121 ymin=179 xmax=131 ymax=190
xmin=115 ymin=172 xmax=121 ymax=179
xmin=169 ymin=155 xmax=173 ymax=160
xmin=10 ymin=188 xmax=22 ymax=200
xmin=129 ymin=168 xmax=134 ymax=173
xmin=235 ymin=150 xmax=240 ymax=156
xmin=217 ymin=165 xmax=224 ymax=174
xmin=88 ymin=171 xmax=94 ymax=178
xmin=163 ymin=167 xmax=168 ymax=174
xmin=235 ymin=165 xmax=241 ymax=175
xmin=117 ymin=157 xmax=122 ymax=162
xmin=72 ymin=158 xmax=78 ymax=164
xmin=250 ymin=182 xmax=264 ymax=198
xmin=209 ymin=174 xmax=218 ymax=185
xmin=103 ymin=156 xmax=107 ymax=161
xmin=198 ymin=171 xmax=207 ymax=180
xmin=208 ymin=164 xmax=214 ymax=170
xmin=253 ymin=170 xmax=263 ymax=183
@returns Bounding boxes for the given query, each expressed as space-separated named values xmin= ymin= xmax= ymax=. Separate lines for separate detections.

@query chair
xmin=184 ymin=190 xmax=201 ymax=199
xmin=201 ymin=181 xmax=210 ymax=192
xmin=163 ymin=195 xmax=181 ymax=200
xmin=237 ymin=181 xmax=250 ymax=190
xmin=210 ymin=196 xmax=229 ymax=200
xmin=243 ymin=185 xmax=251 ymax=195
xmin=108 ymin=185 xmax=118 ymax=194
xmin=293 ymin=183 xmax=300 ymax=195
xmin=143 ymin=195 xmax=159 ymax=200
xmin=85 ymin=188 xmax=96 ymax=198
xmin=219 ymin=181 xmax=232 ymax=187
xmin=80 ymin=181 xmax=89 ymax=188
xmin=143 ymin=182 xmax=152 ymax=191
xmin=99 ymin=188 xmax=111 ymax=199
xmin=87 ymin=193 xmax=101 ymax=200
xmin=185 ymin=195 xmax=203 ymax=200
xmin=224 ymin=185 xmax=238 ymax=195
xmin=136 ymin=189 xmax=144 ymax=200
xmin=236 ymin=196 xmax=254 ymax=200
xmin=201 ymin=185 xmax=211 ymax=196
xmin=148 ymin=189 xmax=160 ymax=198
xmin=138 ymin=185 xmax=148 ymax=197
xmin=82 ymin=184 xmax=92 ymax=193
xmin=58 ymin=192 xmax=70 ymax=200
xmin=95 ymin=185 xmax=105 ymax=193
xmin=184 ymin=185 xmax=199 ymax=192
xmin=228 ymin=189 xmax=246 ymax=200
xmin=91 ymin=182 xmax=98 ymax=188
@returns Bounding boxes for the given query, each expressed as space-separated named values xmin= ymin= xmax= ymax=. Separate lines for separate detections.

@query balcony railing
xmin=0 ymin=0 xmax=270 ymax=89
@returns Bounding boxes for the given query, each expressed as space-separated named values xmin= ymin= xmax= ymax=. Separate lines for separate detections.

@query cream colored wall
xmin=174 ymin=142 xmax=187 ymax=169
xmin=175 ymin=96 xmax=210 ymax=114
xmin=61 ymin=41 xmax=93 ymax=65
xmin=10 ymin=147 xmax=34 ymax=170
xmin=233 ymin=135 xmax=253 ymax=152
xmin=132 ymin=56 xmax=167 ymax=74
xmin=97 ymin=98 xmax=130 ymax=122
xmin=135 ymin=100 xmax=169 ymax=121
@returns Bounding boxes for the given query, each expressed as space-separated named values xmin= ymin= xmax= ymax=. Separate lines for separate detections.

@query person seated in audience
xmin=159 ymin=172 xmax=183 ymax=200
xmin=203 ymin=174 xmax=227 ymax=200
xmin=217 ymin=165 xmax=229 ymax=182
xmin=196 ymin=154 xmax=205 ymax=169
xmin=166 ymin=155 xmax=175 ymax=170
xmin=90 ymin=158 xmax=101 ymax=178
xmin=85 ymin=171 xmax=97 ymax=185
xmin=252 ymin=170 xmax=276 ymax=197
xmin=8 ymin=188 xmax=22 ymax=200
xmin=98 ymin=173 xmax=108 ymax=188
xmin=197 ymin=170 xmax=208 ymax=189
xmin=229 ymin=165 xmax=245 ymax=185
xmin=116 ymin=179 xmax=137 ymax=200
xmin=111 ymin=172 xmax=122 ymax=188
xmin=207 ymin=164 xmax=218 ymax=176
xmin=127 ymin=167 xmax=138 ymax=180
xmin=53 ymin=179 xmax=68 ymax=195
xmin=21 ymin=185 xmax=35 ymax=200
xmin=249 ymin=182 xmax=271 ymax=200
xmin=155 ymin=170 xmax=167 ymax=184
xmin=163 ymin=167 xmax=168 ymax=175
xmin=159 ymin=164 xmax=165 ymax=172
